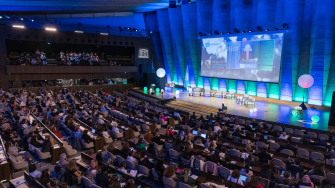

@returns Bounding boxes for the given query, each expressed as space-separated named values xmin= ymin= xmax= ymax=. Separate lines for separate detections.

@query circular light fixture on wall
xmin=298 ymin=74 xmax=314 ymax=89
xmin=156 ymin=68 xmax=166 ymax=78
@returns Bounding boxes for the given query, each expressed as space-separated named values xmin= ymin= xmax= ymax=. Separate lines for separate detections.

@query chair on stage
xmin=204 ymin=88 xmax=211 ymax=97
xmin=215 ymin=90 xmax=222 ymax=98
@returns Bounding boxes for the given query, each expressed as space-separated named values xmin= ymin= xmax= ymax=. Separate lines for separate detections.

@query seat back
xmin=293 ymin=129 xmax=305 ymax=137
xmin=151 ymin=168 xmax=160 ymax=181
xmin=280 ymin=149 xmax=294 ymax=157
xmin=126 ymin=160 xmax=137 ymax=170
xmin=81 ymin=176 xmax=93 ymax=188
xmin=275 ymin=183 xmax=290 ymax=188
xmin=205 ymin=161 xmax=217 ymax=175
xmin=137 ymin=165 xmax=150 ymax=177
xmin=297 ymin=148 xmax=309 ymax=160
xmin=272 ymin=158 xmax=286 ymax=169
xmin=180 ymin=156 xmax=191 ymax=168
xmin=115 ymin=155 xmax=125 ymax=166
xmin=272 ymin=126 xmax=283 ymax=133
xmin=284 ymin=128 xmax=293 ymax=135
xmin=269 ymin=142 xmax=280 ymax=152
xmin=169 ymin=149 xmax=180 ymax=161
xmin=218 ymin=165 xmax=231 ymax=179
xmin=163 ymin=177 xmax=177 ymax=188
xmin=327 ymin=172 xmax=335 ymax=184
xmin=92 ymin=184 xmax=102 ymax=188
xmin=306 ymin=131 xmax=317 ymax=139
xmin=178 ymin=182 xmax=193 ymax=188
xmin=318 ymin=134 xmax=329 ymax=141
xmin=310 ymin=152 xmax=325 ymax=163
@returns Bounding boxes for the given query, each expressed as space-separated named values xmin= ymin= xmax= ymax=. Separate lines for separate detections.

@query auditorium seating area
xmin=7 ymin=51 xmax=132 ymax=66
xmin=0 ymin=87 xmax=333 ymax=188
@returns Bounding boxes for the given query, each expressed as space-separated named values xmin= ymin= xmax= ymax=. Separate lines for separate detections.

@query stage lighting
xmin=20 ymin=18 xmax=24 ymax=21
xmin=45 ymin=26 xmax=57 ymax=32
xmin=0 ymin=16 xmax=2 ymax=19
xmin=248 ymin=30 xmax=252 ymax=33
xmin=31 ymin=19 xmax=34 ymax=22
xmin=12 ymin=24 xmax=25 ymax=29
xmin=74 ymin=30 xmax=84 ymax=34
xmin=311 ymin=115 xmax=320 ymax=123
xmin=156 ymin=68 xmax=166 ymax=78
xmin=100 ymin=32 xmax=108 ymax=36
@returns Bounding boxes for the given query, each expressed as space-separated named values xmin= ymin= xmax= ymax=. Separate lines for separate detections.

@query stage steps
xmin=165 ymin=100 xmax=218 ymax=117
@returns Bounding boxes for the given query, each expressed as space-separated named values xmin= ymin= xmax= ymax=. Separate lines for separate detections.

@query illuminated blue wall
xmin=146 ymin=0 xmax=335 ymax=106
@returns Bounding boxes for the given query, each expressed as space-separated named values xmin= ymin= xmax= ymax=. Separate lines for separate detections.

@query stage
xmin=173 ymin=92 xmax=330 ymax=131
xmin=135 ymin=88 xmax=331 ymax=131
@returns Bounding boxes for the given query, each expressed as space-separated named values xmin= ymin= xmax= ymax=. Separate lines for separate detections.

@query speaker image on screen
xmin=329 ymin=91 xmax=335 ymax=127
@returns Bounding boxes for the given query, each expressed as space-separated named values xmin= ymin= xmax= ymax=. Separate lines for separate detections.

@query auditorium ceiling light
xmin=100 ymin=32 xmax=108 ymax=36
xmin=74 ymin=30 xmax=84 ymax=34
xmin=20 ymin=17 xmax=24 ymax=21
xmin=12 ymin=24 xmax=25 ymax=29
xmin=31 ymin=19 xmax=34 ymax=22
xmin=45 ymin=26 xmax=57 ymax=32
xmin=0 ymin=16 xmax=3 ymax=19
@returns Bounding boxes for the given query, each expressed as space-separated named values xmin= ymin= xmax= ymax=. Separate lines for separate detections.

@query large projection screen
xmin=200 ymin=32 xmax=284 ymax=83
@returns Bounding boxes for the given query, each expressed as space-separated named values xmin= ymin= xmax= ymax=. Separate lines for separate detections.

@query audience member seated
xmin=29 ymin=163 xmax=42 ymax=179
xmin=2 ymin=87 xmax=335 ymax=188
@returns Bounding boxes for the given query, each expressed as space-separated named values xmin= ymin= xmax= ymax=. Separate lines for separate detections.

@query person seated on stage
xmin=278 ymin=131 xmax=290 ymax=141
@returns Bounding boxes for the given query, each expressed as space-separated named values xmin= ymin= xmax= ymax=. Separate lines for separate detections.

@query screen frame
xmin=198 ymin=30 xmax=286 ymax=84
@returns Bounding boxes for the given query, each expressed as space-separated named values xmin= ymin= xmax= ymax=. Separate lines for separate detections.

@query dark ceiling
xmin=0 ymin=0 xmax=170 ymax=14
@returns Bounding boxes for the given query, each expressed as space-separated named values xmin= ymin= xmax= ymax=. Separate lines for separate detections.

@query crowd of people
xmin=0 ymin=87 xmax=335 ymax=188
xmin=8 ymin=50 xmax=48 ymax=65
xmin=8 ymin=50 xmax=131 ymax=66
xmin=58 ymin=52 xmax=101 ymax=66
